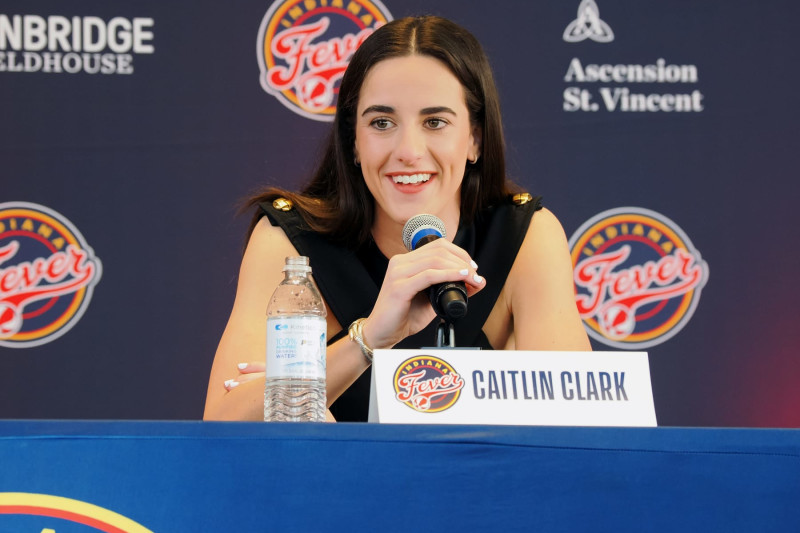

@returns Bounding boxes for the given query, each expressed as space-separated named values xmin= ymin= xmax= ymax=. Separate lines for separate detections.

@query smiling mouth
xmin=391 ymin=173 xmax=432 ymax=185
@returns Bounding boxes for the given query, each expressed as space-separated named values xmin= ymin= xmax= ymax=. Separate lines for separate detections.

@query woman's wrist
xmin=348 ymin=318 xmax=374 ymax=363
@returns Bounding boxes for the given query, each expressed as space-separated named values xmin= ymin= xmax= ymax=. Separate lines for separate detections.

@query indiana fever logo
xmin=568 ymin=207 xmax=709 ymax=349
xmin=257 ymin=0 xmax=392 ymax=121
xmin=0 ymin=202 xmax=102 ymax=348
xmin=0 ymin=492 xmax=152 ymax=532
xmin=394 ymin=355 xmax=464 ymax=413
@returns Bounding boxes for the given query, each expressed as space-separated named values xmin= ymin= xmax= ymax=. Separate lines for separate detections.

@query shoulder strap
xmin=260 ymin=202 xmax=378 ymax=422
xmin=451 ymin=195 xmax=542 ymax=347
xmin=259 ymin=202 xmax=377 ymax=328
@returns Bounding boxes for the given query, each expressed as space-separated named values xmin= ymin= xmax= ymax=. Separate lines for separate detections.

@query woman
xmin=204 ymin=16 xmax=590 ymax=422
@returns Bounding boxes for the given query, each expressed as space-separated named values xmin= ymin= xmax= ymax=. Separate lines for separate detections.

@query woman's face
xmin=354 ymin=54 xmax=480 ymax=237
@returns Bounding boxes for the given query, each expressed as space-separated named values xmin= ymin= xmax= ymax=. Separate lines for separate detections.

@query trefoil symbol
xmin=563 ymin=0 xmax=614 ymax=43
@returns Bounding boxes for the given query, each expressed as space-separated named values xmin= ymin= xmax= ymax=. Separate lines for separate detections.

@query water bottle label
xmin=266 ymin=316 xmax=326 ymax=379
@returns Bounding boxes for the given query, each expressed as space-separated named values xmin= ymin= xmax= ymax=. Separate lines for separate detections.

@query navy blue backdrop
xmin=1 ymin=0 xmax=798 ymax=426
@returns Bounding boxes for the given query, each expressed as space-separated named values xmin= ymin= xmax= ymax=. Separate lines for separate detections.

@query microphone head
xmin=402 ymin=214 xmax=447 ymax=251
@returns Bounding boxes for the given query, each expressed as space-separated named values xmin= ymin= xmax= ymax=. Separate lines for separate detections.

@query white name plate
xmin=368 ymin=349 xmax=656 ymax=426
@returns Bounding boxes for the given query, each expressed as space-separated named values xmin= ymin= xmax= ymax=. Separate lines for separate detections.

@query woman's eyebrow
xmin=361 ymin=105 xmax=394 ymax=116
xmin=361 ymin=105 xmax=458 ymax=116
xmin=420 ymin=106 xmax=457 ymax=116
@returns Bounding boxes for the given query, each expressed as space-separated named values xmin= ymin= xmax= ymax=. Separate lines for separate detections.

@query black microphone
xmin=402 ymin=214 xmax=468 ymax=321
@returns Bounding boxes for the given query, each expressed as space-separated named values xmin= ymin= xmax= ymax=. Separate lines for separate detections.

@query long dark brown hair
xmin=246 ymin=15 xmax=514 ymax=245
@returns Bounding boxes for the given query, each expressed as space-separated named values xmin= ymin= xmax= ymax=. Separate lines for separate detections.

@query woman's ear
xmin=469 ymin=124 xmax=482 ymax=162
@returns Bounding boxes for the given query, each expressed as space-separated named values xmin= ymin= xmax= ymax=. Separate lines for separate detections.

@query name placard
xmin=368 ymin=350 xmax=656 ymax=426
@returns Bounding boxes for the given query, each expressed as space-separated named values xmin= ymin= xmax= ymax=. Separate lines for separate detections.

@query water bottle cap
xmin=283 ymin=256 xmax=312 ymax=273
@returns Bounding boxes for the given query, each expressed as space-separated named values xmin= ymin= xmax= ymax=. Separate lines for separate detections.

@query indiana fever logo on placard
xmin=257 ymin=0 xmax=393 ymax=121
xmin=394 ymin=355 xmax=464 ymax=413
xmin=568 ymin=207 xmax=709 ymax=350
xmin=0 ymin=202 xmax=102 ymax=348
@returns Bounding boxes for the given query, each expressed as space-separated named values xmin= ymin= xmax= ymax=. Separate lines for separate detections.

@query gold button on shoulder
xmin=512 ymin=192 xmax=533 ymax=205
xmin=272 ymin=197 xmax=293 ymax=211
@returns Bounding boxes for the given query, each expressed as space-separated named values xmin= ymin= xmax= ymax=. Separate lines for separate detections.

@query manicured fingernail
xmin=224 ymin=379 xmax=240 ymax=389
xmin=470 ymin=260 xmax=478 ymax=269
xmin=459 ymin=268 xmax=469 ymax=275
xmin=237 ymin=363 xmax=248 ymax=370
xmin=473 ymin=274 xmax=484 ymax=283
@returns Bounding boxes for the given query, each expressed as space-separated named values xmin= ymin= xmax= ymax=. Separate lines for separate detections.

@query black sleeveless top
xmin=261 ymin=194 xmax=542 ymax=421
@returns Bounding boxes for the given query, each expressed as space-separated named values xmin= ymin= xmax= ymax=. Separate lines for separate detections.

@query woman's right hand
xmin=361 ymin=238 xmax=485 ymax=350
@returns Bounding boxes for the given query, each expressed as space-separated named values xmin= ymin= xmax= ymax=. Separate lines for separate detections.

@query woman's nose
xmin=394 ymin=126 xmax=425 ymax=164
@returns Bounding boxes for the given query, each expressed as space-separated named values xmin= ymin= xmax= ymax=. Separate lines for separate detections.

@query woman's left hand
xmin=223 ymin=361 xmax=336 ymax=422
xmin=223 ymin=362 xmax=265 ymax=391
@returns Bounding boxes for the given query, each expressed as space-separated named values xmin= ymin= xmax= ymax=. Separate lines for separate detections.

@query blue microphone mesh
xmin=402 ymin=214 xmax=447 ymax=251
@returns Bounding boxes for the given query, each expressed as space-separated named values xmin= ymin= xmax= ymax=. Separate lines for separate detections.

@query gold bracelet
xmin=348 ymin=318 xmax=374 ymax=363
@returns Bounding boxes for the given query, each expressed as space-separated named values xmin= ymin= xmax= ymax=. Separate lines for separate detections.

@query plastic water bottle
xmin=264 ymin=256 xmax=327 ymax=422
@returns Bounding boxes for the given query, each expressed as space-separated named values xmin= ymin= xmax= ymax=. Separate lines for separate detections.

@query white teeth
xmin=392 ymin=173 xmax=431 ymax=184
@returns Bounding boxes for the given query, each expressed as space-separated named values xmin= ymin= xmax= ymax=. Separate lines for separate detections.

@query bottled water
xmin=264 ymin=256 xmax=327 ymax=422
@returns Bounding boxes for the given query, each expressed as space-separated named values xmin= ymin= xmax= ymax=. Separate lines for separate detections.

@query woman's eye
xmin=425 ymin=118 xmax=447 ymax=129
xmin=371 ymin=118 xmax=392 ymax=130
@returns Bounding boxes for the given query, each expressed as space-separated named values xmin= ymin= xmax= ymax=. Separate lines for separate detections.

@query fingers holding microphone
xmin=402 ymin=214 xmax=484 ymax=320
xmin=358 ymin=214 xmax=485 ymax=351
xmin=391 ymin=242 xmax=483 ymax=291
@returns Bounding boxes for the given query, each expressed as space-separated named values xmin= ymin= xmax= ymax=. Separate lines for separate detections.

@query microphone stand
xmin=435 ymin=319 xmax=456 ymax=348
xmin=428 ymin=317 xmax=480 ymax=350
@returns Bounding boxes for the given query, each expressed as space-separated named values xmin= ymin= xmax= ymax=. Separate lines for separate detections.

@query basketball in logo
xmin=568 ymin=207 xmax=709 ymax=349
xmin=257 ymin=0 xmax=393 ymax=121
xmin=394 ymin=355 xmax=464 ymax=413
xmin=0 ymin=202 xmax=102 ymax=348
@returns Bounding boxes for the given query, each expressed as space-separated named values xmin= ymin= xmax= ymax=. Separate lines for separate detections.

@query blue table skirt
xmin=1 ymin=421 xmax=799 ymax=532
